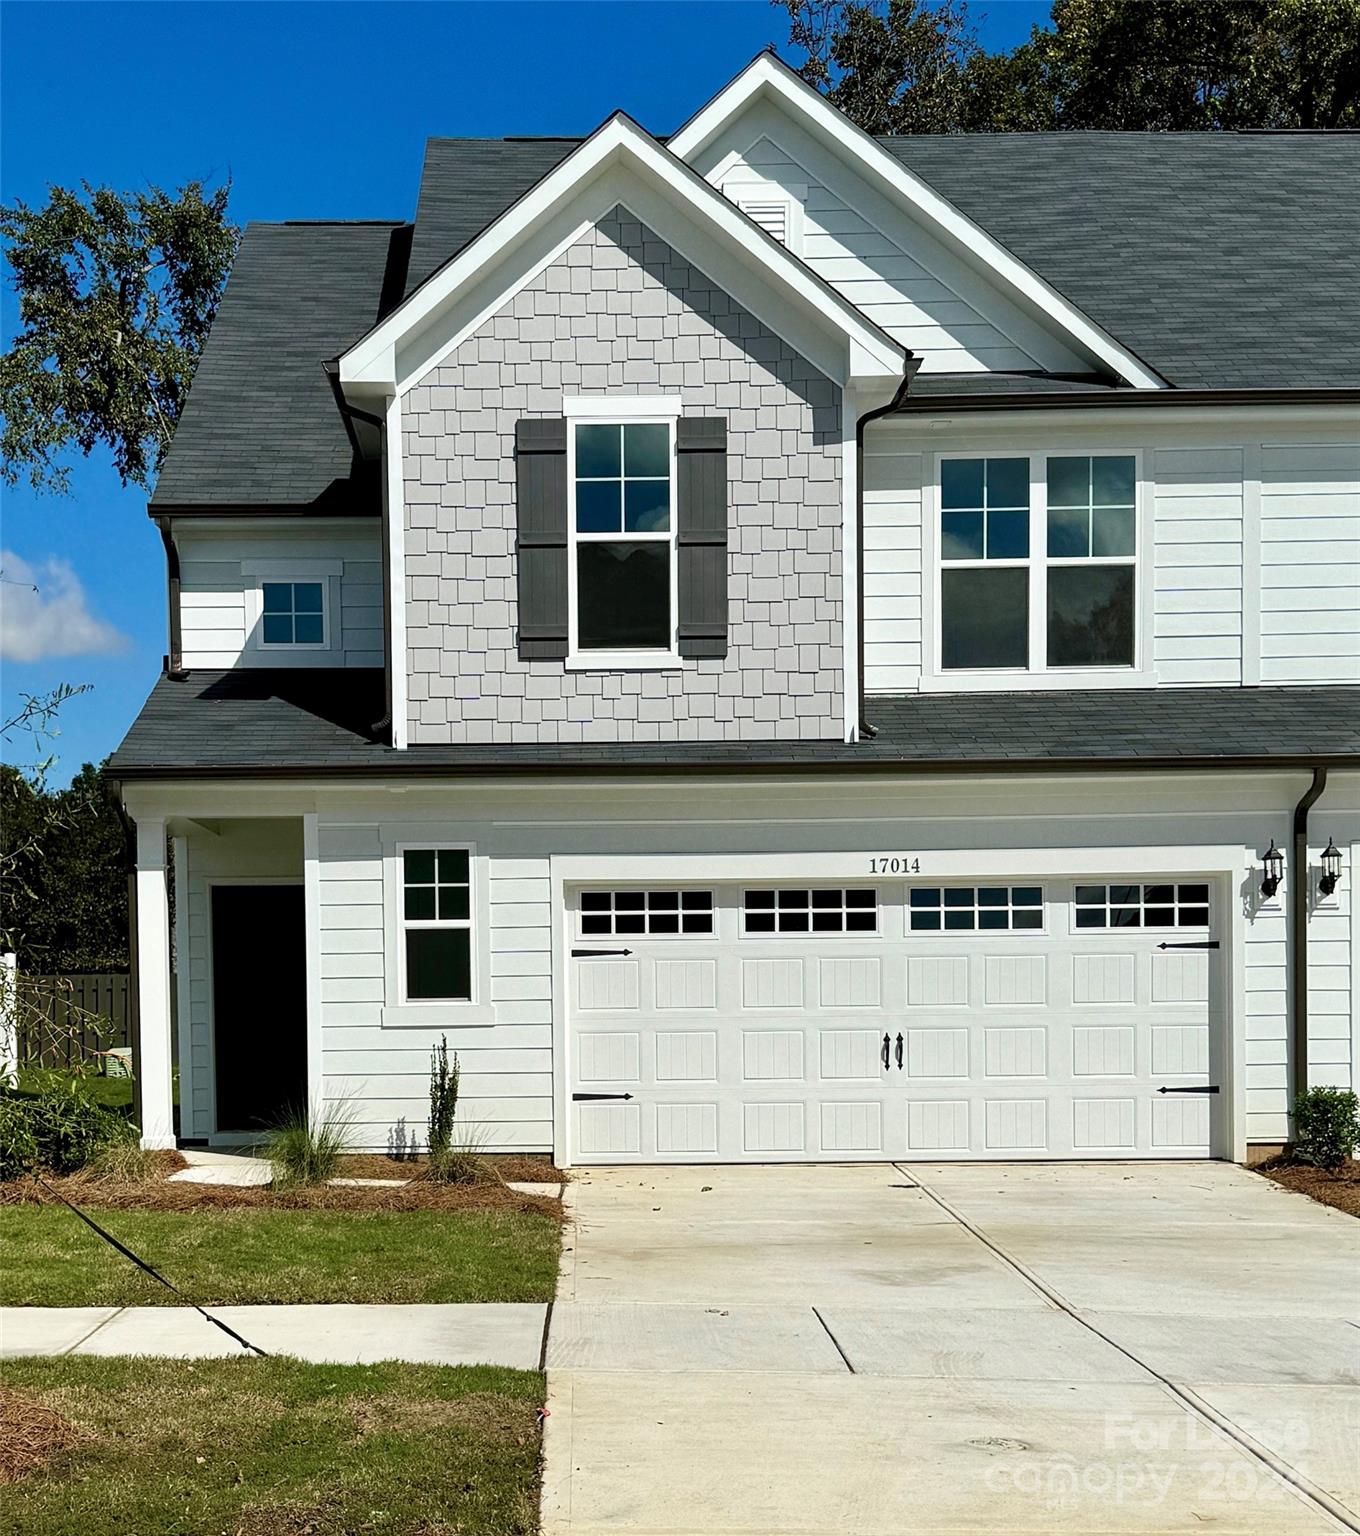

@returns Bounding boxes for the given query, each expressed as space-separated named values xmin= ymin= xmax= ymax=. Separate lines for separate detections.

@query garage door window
xmin=580 ymin=890 xmax=714 ymax=937
xmin=744 ymin=889 xmax=877 ymax=935
xmin=909 ymin=886 xmax=1044 ymax=931
xmin=1074 ymin=883 xmax=1210 ymax=929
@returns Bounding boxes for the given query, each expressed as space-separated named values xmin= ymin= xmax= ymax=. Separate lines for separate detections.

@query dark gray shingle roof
xmin=880 ymin=132 xmax=1360 ymax=390
xmin=151 ymin=221 xmax=407 ymax=511
xmin=405 ymin=138 xmax=578 ymax=294
xmin=107 ymin=671 xmax=1360 ymax=778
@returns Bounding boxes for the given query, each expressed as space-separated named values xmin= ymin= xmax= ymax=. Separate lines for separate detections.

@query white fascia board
xmin=339 ymin=113 xmax=904 ymax=394
xmin=670 ymin=55 xmax=1167 ymax=391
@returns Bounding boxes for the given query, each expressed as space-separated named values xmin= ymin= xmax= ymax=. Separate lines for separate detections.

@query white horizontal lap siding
xmin=720 ymin=139 xmax=1040 ymax=373
xmin=176 ymin=526 xmax=383 ymax=669
xmin=316 ymin=825 xmax=553 ymax=1151
xmin=1152 ymin=446 xmax=1245 ymax=686
xmin=862 ymin=444 xmax=924 ymax=692
xmin=1259 ymin=444 xmax=1360 ymax=684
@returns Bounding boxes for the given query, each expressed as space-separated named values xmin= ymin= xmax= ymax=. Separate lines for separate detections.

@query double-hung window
xmin=570 ymin=416 xmax=676 ymax=659
xmin=937 ymin=453 xmax=1139 ymax=674
xmin=401 ymin=848 xmax=473 ymax=1002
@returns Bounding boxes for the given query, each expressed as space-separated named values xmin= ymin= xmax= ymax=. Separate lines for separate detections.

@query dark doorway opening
xmin=211 ymin=884 xmax=307 ymax=1134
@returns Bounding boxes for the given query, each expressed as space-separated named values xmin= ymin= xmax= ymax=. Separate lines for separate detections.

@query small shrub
xmin=265 ymin=1101 xmax=354 ymax=1187
xmin=27 ymin=1083 xmax=121 ymax=1175
xmin=428 ymin=1036 xmax=459 ymax=1160
xmin=1293 ymin=1086 xmax=1360 ymax=1172
xmin=0 ymin=1097 xmax=38 ymax=1182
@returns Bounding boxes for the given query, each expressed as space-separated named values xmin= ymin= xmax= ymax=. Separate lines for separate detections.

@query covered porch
xmin=129 ymin=805 xmax=317 ymax=1149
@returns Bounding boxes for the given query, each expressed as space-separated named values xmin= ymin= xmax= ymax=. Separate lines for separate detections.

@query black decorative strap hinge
xmin=1157 ymin=1085 xmax=1220 ymax=1095
xmin=571 ymin=948 xmax=634 ymax=958
xmin=572 ymin=1092 xmax=635 ymax=1102
xmin=1157 ymin=940 xmax=1220 ymax=950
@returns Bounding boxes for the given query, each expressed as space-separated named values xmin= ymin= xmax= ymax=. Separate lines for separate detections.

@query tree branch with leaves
xmin=0 ymin=180 xmax=238 ymax=495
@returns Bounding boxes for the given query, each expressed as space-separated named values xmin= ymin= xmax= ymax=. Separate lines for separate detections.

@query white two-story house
xmin=111 ymin=54 xmax=1360 ymax=1166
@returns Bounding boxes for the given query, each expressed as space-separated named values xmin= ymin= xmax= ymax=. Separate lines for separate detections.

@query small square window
xmin=260 ymin=581 xmax=327 ymax=647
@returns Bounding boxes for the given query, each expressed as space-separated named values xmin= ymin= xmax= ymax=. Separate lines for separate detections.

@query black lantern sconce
xmin=1260 ymin=840 xmax=1284 ymax=899
xmin=1320 ymin=837 xmax=1342 ymax=898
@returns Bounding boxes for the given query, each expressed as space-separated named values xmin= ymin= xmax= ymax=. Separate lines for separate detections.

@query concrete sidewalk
xmin=0 ymin=1302 xmax=547 ymax=1369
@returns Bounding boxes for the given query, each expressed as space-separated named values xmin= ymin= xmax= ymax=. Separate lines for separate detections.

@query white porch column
xmin=135 ymin=815 xmax=176 ymax=1149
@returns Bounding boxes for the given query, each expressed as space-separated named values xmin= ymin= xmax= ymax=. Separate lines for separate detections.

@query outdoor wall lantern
xmin=1319 ymin=837 xmax=1343 ymax=897
xmin=1260 ymin=840 xmax=1284 ymax=899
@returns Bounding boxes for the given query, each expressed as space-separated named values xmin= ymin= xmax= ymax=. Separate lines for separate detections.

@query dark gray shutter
xmin=515 ymin=418 xmax=569 ymax=660
xmin=676 ymin=417 xmax=728 ymax=659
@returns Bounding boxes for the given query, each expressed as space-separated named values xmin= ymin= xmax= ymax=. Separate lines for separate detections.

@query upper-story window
xmin=261 ymin=580 xmax=326 ymax=646
xmin=570 ymin=416 xmax=677 ymax=660
xmin=938 ymin=453 xmax=1138 ymax=673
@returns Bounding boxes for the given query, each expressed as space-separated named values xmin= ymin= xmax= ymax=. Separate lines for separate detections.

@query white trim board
xmin=671 ymin=54 xmax=1166 ymax=390
xmin=339 ymin=112 xmax=905 ymax=397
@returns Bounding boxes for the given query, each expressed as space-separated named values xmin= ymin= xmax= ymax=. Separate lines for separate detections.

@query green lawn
xmin=0 ymin=1205 xmax=560 ymax=1306
xmin=14 ymin=1066 xmax=139 ymax=1113
xmin=4 ymin=1354 xmax=541 ymax=1536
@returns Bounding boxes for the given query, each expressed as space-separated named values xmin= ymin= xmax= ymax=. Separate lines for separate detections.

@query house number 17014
xmin=868 ymin=857 xmax=921 ymax=875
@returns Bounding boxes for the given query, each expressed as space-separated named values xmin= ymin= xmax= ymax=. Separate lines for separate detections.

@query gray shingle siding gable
xmin=400 ymin=206 xmax=844 ymax=745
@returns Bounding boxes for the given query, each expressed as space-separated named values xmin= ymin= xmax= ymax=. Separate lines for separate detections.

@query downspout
xmin=153 ymin=516 xmax=186 ymax=680
xmin=855 ymin=354 xmax=920 ymax=737
xmin=1290 ymin=765 xmax=1327 ymax=1117
xmin=324 ymin=361 xmax=393 ymax=740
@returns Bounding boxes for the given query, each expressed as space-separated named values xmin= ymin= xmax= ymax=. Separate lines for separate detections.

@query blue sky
xmin=1 ymin=0 xmax=1050 ymax=783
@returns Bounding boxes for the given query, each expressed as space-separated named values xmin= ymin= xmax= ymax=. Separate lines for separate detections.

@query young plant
xmin=1292 ymin=1086 xmax=1360 ymax=1172
xmin=428 ymin=1036 xmax=459 ymax=1160
xmin=0 ymin=1095 xmax=38 ymax=1181
xmin=264 ymin=1100 xmax=355 ymax=1187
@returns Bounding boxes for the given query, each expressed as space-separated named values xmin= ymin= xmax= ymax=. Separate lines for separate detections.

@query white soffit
xmin=339 ymin=112 xmax=905 ymax=396
xmin=670 ymin=54 xmax=1168 ymax=391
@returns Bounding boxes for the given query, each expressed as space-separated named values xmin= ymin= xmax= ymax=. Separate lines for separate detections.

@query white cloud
xmin=0 ymin=549 xmax=131 ymax=663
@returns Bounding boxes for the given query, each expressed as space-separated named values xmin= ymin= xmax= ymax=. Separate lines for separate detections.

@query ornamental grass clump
xmin=264 ymin=1101 xmax=355 ymax=1187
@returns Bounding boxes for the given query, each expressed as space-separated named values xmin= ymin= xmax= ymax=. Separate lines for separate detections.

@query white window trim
xmin=381 ymin=838 xmax=495 ymax=1026
xmin=565 ymin=400 xmax=684 ymax=671
xmin=241 ymin=560 xmax=342 ymax=656
xmin=922 ymin=447 xmax=1155 ymax=691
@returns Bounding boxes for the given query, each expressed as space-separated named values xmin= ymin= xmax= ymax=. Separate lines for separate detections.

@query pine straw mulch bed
xmin=1255 ymin=1157 xmax=1360 ymax=1219
xmin=0 ymin=1388 xmax=86 ymax=1485
xmin=1 ymin=1150 xmax=565 ymax=1217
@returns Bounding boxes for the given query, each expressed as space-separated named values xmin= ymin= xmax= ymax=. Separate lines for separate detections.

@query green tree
xmin=0 ymin=180 xmax=238 ymax=494
xmin=779 ymin=0 xmax=1360 ymax=131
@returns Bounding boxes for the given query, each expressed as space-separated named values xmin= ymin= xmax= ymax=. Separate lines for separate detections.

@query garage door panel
xmin=578 ymin=1100 xmax=641 ymax=1157
xmin=907 ymin=1100 xmax=970 ymax=1151
xmin=818 ymin=956 xmax=882 ymax=1008
xmin=1072 ymin=952 xmax=1138 ymax=1005
xmin=985 ymin=1098 xmax=1049 ymax=1152
xmin=742 ymin=1030 xmax=805 ymax=1082
xmin=983 ymin=1025 xmax=1048 ymax=1078
xmin=820 ymin=1029 xmax=885 ymax=1080
xmin=820 ymin=1101 xmax=883 ymax=1153
xmin=1072 ymin=1097 xmax=1137 ymax=1151
xmin=741 ymin=958 xmax=804 ymax=1009
xmin=907 ymin=955 xmax=969 ymax=1006
xmin=1152 ymin=950 xmax=1210 ymax=1004
xmin=1151 ymin=1095 xmax=1211 ymax=1150
xmin=654 ymin=959 xmax=716 ymax=1011
xmin=905 ymin=1027 xmax=969 ymax=1079
xmin=984 ymin=954 xmax=1048 ymax=1006
xmin=656 ymin=1102 xmax=718 ymax=1155
xmin=655 ymin=1031 xmax=717 ymax=1082
xmin=576 ymin=959 xmax=640 ymax=1012
xmin=744 ymin=1102 xmax=806 ymax=1154
xmin=1072 ymin=1024 xmax=1136 ymax=1078
xmin=577 ymin=1031 xmax=641 ymax=1083
xmin=1151 ymin=1023 xmax=1210 ymax=1076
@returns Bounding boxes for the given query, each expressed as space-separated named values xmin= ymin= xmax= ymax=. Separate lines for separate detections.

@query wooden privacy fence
xmin=15 ymin=972 xmax=137 ymax=1071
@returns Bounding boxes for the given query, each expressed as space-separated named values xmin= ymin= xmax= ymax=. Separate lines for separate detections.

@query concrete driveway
xmin=542 ymin=1162 xmax=1360 ymax=1536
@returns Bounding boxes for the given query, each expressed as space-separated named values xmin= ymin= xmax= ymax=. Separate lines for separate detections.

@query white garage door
xmin=568 ymin=880 xmax=1222 ymax=1164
